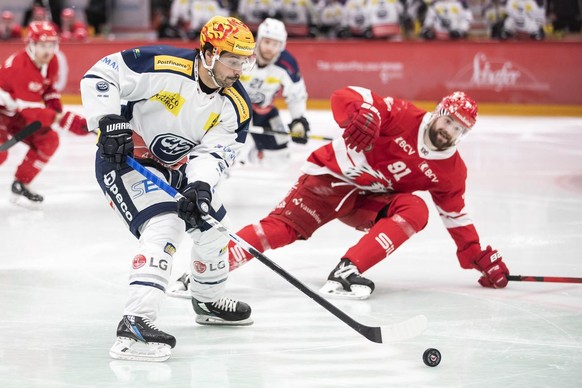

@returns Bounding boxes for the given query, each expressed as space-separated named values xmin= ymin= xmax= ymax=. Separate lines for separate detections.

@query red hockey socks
xmin=229 ymin=217 xmax=299 ymax=270
xmin=343 ymin=215 xmax=416 ymax=273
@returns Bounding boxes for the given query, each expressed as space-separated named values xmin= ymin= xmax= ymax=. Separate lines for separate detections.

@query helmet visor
xmin=217 ymin=53 xmax=256 ymax=72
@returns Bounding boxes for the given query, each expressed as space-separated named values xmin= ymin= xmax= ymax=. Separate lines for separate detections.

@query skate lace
xmin=141 ymin=318 xmax=161 ymax=331
xmin=334 ymin=262 xmax=361 ymax=279
xmin=212 ymin=297 xmax=237 ymax=312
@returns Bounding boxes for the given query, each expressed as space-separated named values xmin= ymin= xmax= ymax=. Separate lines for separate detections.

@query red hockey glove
xmin=59 ymin=111 xmax=89 ymax=136
xmin=43 ymin=88 xmax=63 ymax=113
xmin=20 ymin=108 xmax=57 ymax=128
xmin=473 ymin=246 xmax=509 ymax=288
xmin=342 ymin=102 xmax=381 ymax=152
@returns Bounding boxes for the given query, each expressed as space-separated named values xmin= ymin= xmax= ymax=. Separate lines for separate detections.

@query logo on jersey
xmin=222 ymin=87 xmax=250 ymax=122
xmin=150 ymin=91 xmax=185 ymax=116
xmin=393 ymin=136 xmax=416 ymax=156
xmin=96 ymin=81 xmax=109 ymax=92
xmin=193 ymin=260 xmax=207 ymax=273
xmin=132 ymin=254 xmax=147 ymax=269
xmin=101 ymin=56 xmax=119 ymax=71
xmin=203 ymin=112 xmax=220 ymax=131
xmin=345 ymin=165 xmax=393 ymax=192
xmin=418 ymin=161 xmax=439 ymax=183
xmin=154 ymin=55 xmax=193 ymax=76
xmin=150 ymin=134 xmax=195 ymax=165
xmin=28 ymin=82 xmax=43 ymax=93
xmin=164 ymin=243 xmax=176 ymax=256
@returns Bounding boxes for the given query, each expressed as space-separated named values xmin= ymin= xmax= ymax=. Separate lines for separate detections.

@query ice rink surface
xmin=1 ymin=108 xmax=581 ymax=388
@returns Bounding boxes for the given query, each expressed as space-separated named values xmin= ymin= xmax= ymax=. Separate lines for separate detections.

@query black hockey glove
xmin=289 ymin=117 xmax=310 ymax=145
xmin=98 ymin=114 xmax=133 ymax=168
xmin=177 ymin=181 xmax=212 ymax=227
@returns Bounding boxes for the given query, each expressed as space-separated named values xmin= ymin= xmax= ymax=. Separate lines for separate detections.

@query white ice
xmin=1 ymin=108 xmax=581 ymax=388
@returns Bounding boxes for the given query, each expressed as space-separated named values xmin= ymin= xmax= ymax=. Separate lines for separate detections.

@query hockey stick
xmin=0 ymin=121 xmax=42 ymax=152
xmin=126 ymin=156 xmax=427 ymax=344
xmin=507 ymin=275 xmax=582 ymax=284
xmin=250 ymin=127 xmax=334 ymax=142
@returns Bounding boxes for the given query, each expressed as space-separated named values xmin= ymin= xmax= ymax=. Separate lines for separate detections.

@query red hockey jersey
xmin=302 ymin=86 xmax=482 ymax=268
xmin=0 ymin=49 xmax=59 ymax=115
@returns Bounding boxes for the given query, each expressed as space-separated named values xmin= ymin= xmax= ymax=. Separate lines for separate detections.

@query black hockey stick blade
xmin=507 ymin=275 xmax=582 ymax=284
xmin=126 ymin=156 xmax=427 ymax=344
xmin=0 ymin=121 xmax=42 ymax=152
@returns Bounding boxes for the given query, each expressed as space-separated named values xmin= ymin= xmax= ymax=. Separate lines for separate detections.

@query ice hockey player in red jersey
xmin=0 ymin=21 xmax=88 ymax=206
xmin=59 ymin=8 xmax=89 ymax=41
xmin=0 ymin=10 xmax=22 ymax=40
xmin=227 ymin=86 xmax=510 ymax=299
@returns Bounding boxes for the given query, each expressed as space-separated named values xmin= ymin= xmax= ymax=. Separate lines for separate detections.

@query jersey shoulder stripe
xmin=120 ymin=45 xmax=196 ymax=78
xmin=221 ymin=81 xmax=252 ymax=124
xmin=275 ymin=50 xmax=302 ymax=82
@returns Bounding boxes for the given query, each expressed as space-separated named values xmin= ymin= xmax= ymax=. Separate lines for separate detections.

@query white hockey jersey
xmin=80 ymin=45 xmax=252 ymax=188
xmin=239 ymin=50 xmax=307 ymax=119
xmin=423 ymin=0 xmax=473 ymax=37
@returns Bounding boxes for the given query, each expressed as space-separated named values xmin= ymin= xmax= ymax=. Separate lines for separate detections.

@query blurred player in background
xmin=0 ymin=21 xmax=88 ymax=207
xmin=238 ymin=18 xmax=310 ymax=166
xmin=0 ymin=10 xmax=22 ymax=40
xmin=501 ymin=0 xmax=545 ymax=40
xmin=227 ymin=86 xmax=510 ymax=299
xmin=80 ymin=16 xmax=257 ymax=362
xmin=420 ymin=0 xmax=473 ymax=40
xmin=59 ymin=7 xmax=89 ymax=42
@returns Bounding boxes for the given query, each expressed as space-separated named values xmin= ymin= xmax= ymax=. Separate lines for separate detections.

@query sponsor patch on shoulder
xmin=154 ymin=55 xmax=193 ymax=76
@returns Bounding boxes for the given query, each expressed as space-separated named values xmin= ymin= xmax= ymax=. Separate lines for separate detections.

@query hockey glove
xmin=474 ymin=246 xmax=509 ymax=288
xmin=59 ymin=111 xmax=89 ymax=136
xmin=289 ymin=116 xmax=310 ymax=144
xmin=177 ymin=181 xmax=212 ymax=227
xmin=342 ymin=102 xmax=381 ymax=152
xmin=43 ymin=87 xmax=63 ymax=113
xmin=97 ymin=114 xmax=133 ymax=168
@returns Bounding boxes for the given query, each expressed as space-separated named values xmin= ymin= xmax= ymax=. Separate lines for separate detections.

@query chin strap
xmin=198 ymin=51 xmax=222 ymax=89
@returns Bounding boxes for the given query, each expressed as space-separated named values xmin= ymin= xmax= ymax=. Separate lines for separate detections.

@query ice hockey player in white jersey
xmin=501 ymin=0 xmax=545 ymax=40
xmin=80 ymin=16 xmax=257 ymax=362
xmin=238 ymin=17 xmax=310 ymax=165
xmin=421 ymin=0 xmax=473 ymax=40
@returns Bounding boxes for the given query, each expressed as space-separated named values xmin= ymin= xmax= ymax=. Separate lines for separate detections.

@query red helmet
xmin=436 ymin=91 xmax=478 ymax=129
xmin=26 ymin=21 xmax=59 ymax=43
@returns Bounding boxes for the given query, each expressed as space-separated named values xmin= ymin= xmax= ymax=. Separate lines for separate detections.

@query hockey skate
xmin=319 ymin=258 xmax=375 ymax=300
xmin=10 ymin=180 xmax=43 ymax=209
xmin=166 ymin=272 xmax=191 ymax=299
xmin=109 ymin=315 xmax=176 ymax=362
xmin=192 ymin=297 xmax=253 ymax=326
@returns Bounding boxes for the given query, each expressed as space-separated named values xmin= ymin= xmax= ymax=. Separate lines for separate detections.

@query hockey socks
xmin=343 ymin=216 xmax=415 ymax=273
xmin=229 ymin=218 xmax=298 ymax=270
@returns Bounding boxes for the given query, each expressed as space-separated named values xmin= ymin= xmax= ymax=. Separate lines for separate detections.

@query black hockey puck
xmin=422 ymin=348 xmax=441 ymax=367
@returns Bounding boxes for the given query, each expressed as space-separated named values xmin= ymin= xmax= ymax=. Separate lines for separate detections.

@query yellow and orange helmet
xmin=199 ymin=16 xmax=255 ymax=57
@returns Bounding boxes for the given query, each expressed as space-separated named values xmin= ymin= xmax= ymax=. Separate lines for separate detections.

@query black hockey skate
xmin=109 ymin=315 xmax=176 ymax=362
xmin=10 ymin=180 xmax=43 ymax=207
xmin=319 ymin=258 xmax=375 ymax=300
xmin=192 ymin=297 xmax=253 ymax=326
